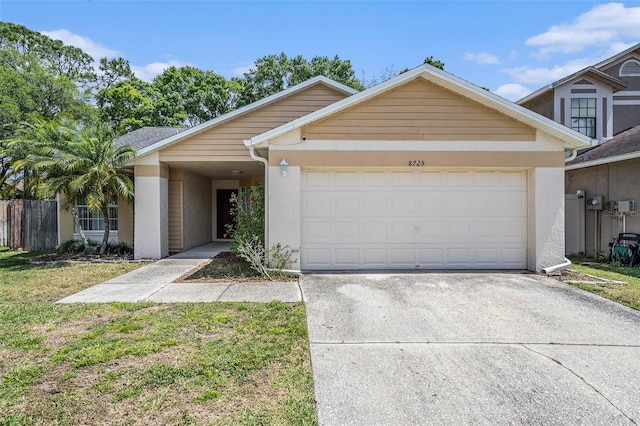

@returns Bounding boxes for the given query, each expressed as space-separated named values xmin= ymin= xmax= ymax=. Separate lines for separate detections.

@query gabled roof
xmin=566 ymin=124 xmax=640 ymax=170
xmin=517 ymin=66 xmax=628 ymax=105
xmin=247 ymin=63 xmax=593 ymax=150
xmin=133 ymin=76 xmax=359 ymax=158
xmin=117 ymin=126 xmax=187 ymax=150
xmin=593 ymin=43 xmax=640 ymax=69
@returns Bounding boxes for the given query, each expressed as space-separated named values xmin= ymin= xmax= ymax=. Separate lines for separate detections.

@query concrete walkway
xmin=56 ymin=242 xmax=301 ymax=303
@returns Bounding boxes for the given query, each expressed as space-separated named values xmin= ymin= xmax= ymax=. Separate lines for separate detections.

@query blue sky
xmin=2 ymin=1 xmax=640 ymax=100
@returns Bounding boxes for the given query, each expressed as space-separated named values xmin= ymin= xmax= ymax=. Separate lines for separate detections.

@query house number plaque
xmin=408 ymin=160 xmax=425 ymax=166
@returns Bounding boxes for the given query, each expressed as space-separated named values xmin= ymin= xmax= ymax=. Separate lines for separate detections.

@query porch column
xmin=134 ymin=162 xmax=169 ymax=259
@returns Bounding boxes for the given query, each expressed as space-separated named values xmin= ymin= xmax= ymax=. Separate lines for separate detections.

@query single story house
xmin=565 ymin=124 xmax=640 ymax=257
xmin=59 ymin=64 xmax=592 ymax=271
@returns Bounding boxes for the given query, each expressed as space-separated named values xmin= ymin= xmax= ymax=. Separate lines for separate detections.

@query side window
xmin=570 ymin=98 xmax=596 ymax=138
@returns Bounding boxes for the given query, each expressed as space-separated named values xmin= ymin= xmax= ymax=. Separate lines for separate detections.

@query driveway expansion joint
xmin=522 ymin=344 xmax=637 ymax=424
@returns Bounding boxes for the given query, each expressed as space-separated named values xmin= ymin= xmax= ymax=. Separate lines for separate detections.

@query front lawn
xmin=564 ymin=255 xmax=640 ymax=311
xmin=0 ymin=247 xmax=316 ymax=425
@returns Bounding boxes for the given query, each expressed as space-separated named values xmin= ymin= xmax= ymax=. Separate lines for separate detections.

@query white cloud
xmin=40 ymin=29 xmax=121 ymax=59
xmin=463 ymin=52 xmax=500 ymax=65
xmin=131 ymin=60 xmax=188 ymax=82
xmin=501 ymin=56 xmax=597 ymax=85
xmin=494 ymin=83 xmax=532 ymax=102
xmin=526 ymin=2 xmax=640 ymax=55
xmin=230 ymin=62 xmax=254 ymax=76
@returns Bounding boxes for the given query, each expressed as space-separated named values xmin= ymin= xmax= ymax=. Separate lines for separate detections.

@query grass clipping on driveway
xmin=0 ymin=247 xmax=316 ymax=425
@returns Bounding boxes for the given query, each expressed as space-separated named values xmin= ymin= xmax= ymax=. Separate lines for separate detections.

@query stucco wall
xmin=183 ymin=170 xmax=212 ymax=250
xmin=566 ymin=159 xmax=640 ymax=257
xmin=57 ymin=194 xmax=74 ymax=245
xmin=134 ymin=173 xmax=168 ymax=259
xmin=117 ymin=197 xmax=134 ymax=246
xmin=268 ymin=165 xmax=301 ymax=269
xmin=531 ymin=167 xmax=566 ymax=271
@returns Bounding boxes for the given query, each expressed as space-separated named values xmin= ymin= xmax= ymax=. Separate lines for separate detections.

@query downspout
xmin=543 ymin=149 xmax=581 ymax=273
xmin=542 ymin=257 xmax=572 ymax=274
xmin=565 ymin=149 xmax=578 ymax=163
xmin=248 ymin=145 xmax=269 ymax=248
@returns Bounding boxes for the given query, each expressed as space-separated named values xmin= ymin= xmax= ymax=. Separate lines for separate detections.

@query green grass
xmin=566 ymin=255 xmax=640 ymax=311
xmin=0 ymin=247 xmax=316 ymax=425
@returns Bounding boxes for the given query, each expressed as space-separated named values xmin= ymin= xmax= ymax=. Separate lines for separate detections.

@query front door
xmin=217 ymin=189 xmax=237 ymax=239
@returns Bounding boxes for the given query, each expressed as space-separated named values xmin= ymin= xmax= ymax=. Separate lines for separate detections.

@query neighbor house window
xmin=75 ymin=203 xmax=118 ymax=232
xmin=570 ymin=98 xmax=596 ymax=138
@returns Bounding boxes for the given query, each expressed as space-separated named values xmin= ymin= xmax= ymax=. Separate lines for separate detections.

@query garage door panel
xmin=361 ymin=171 xmax=387 ymax=186
xmin=390 ymin=172 xmax=415 ymax=186
xmin=301 ymin=170 xmax=527 ymax=270
xmin=335 ymin=171 xmax=359 ymax=186
xmin=390 ymin=248 xmax=415 ymax=265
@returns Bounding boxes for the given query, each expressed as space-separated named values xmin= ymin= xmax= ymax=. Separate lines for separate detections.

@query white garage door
xmin=301 ymin=169 xmax=528 ymax=270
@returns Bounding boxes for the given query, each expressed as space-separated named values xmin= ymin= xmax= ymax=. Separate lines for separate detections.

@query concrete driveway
xmin=301 ymin=273 xmax=640 ymax=425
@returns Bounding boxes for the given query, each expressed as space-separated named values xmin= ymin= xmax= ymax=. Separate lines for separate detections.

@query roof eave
xmin=136 ymin=76 xmax=359 ymax=158
xmin=249 ymin=63 xmax=591 ymax=149
xmin=566 ymin=151 xmax=640 ymax=170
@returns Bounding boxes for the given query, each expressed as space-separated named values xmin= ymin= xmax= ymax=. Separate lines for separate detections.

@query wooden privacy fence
xmin=0 ymin=200 xmax=58 ymax=251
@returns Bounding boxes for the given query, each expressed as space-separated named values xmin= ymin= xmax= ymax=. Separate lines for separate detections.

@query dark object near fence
xmin=0 ymin=200 xmax=58 ymax=251
xmin=609 ymin=233 xmax=640 ymax=267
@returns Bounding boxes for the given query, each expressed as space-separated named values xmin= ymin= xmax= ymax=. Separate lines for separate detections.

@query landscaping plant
xmin=225 ymin=185 xmax=296 ymax=279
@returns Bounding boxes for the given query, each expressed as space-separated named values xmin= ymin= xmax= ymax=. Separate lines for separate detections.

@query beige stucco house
xmin=59 ymin=64 xmax=592 ymax=271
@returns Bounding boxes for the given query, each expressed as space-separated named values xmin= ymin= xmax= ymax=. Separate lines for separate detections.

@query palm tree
xmin=14 ymin=117 xmax=136 ymax=255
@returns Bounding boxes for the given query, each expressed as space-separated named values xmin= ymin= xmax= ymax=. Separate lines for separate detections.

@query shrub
xmin=57 ymin=240 xmax=132 ymax=255
xmin=225 ymin=185 xmax=295 ymax=279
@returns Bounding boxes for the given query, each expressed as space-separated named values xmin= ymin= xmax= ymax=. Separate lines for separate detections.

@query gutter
xmin=564 ymin=149 xmax=578 ymax=163
xmin=566 ymin=150 xmax=640 ymax=170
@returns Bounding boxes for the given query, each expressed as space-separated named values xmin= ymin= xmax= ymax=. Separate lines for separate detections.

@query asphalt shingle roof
xmin=116 ymin=126 xmax=188 ymax=150
xmin=567 ymin=125 xmax=640 ymax=165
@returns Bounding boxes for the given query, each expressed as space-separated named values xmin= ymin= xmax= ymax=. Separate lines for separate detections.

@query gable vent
xmin=620 ymin=59 xmax=640 ymax=77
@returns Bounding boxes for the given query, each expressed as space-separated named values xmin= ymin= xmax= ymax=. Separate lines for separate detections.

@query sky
xmin=1 ymin=0 xmax=640 ymax=101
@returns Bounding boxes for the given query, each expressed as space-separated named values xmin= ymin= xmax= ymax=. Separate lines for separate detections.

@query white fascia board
xmin=593 ymin=43 xmax=640 ymax=69
xmin=249 ymin=63 xmax=592 ymax=150
xmin=565 ymin=151 xmax=640 ymax=170
xmin=135 ymin=76 xmax=358 ymax=158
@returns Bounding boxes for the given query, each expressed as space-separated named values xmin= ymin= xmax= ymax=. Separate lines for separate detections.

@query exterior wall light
xmin=280 ymin=158 xmax=288 ymax=176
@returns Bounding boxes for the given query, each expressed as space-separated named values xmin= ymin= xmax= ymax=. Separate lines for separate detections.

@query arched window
xmin=620 ymin=59 xmax=640 ymax=77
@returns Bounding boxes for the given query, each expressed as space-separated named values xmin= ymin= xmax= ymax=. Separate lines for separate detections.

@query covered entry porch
xmin=134 ymin=157 xmax=264 ymax=259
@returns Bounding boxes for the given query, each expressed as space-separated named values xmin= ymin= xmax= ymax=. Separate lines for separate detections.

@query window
xmin=620 ymin=59 xmax=640 ymax=77
xmin=570 ymin=98 xmax=596 ymax=138
xmin=75 ymin=203 xmax=118 ymax=232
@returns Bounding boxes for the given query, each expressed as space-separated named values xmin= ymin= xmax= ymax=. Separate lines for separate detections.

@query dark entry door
xmin=217 ymin=189 xmax=237 ymax=239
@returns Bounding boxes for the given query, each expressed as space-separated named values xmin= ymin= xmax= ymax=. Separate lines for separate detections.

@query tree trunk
xmin=70 ymin=205 xmax=92 ymax=254
xmin=100 ymin=205 xmax=110 ymax=256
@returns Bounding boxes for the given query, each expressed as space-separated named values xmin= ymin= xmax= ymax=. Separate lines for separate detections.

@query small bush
xmin=57 ymin=240 xmax=132 ymax=255
xmin=57 ymin=239 xmax=95 ymax=254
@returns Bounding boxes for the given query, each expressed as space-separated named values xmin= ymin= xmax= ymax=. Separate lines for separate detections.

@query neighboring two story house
xmin=518 ymin=43 xmax=640 ymax=145
xmin=518 ymin=44 xmax=640 ymax=257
